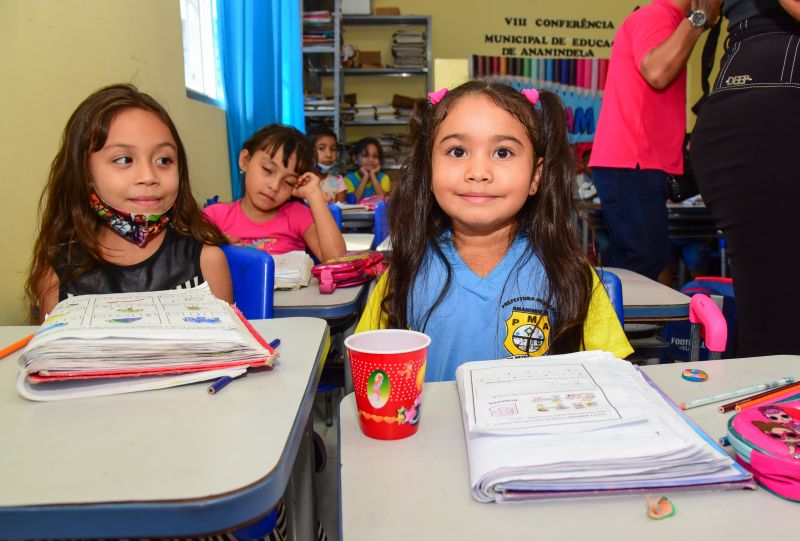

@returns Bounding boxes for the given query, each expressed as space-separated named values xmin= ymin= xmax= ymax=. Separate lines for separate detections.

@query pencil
xmin=0 ymin=333 xmax=34 ymax=360
xmin=734 ymin=384 xmax=800 ymax=412
xmin=679 ymin=376 xmax=795 ymax=410
xmin=718 ymin=381 xmax=800 ymax=413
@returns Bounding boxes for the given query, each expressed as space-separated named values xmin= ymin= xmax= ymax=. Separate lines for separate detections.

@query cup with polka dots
xmin=345 ymin=329 xmax=430 ymax=440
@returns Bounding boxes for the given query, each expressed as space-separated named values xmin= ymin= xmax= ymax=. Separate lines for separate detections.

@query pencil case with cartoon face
xmin=727 ymin=395 xmax=800 ymax=501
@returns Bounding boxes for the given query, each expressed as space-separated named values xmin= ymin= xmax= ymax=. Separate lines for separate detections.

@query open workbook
xmin=17 ymin=284 xmax=277 ymax=401
xmin=455 ymin=352 xmax=754 ymax=503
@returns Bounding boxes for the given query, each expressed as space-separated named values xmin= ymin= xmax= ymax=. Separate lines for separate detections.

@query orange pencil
xmin=719 ymin=381 xmax=800 ymax=413
xmin=734 ymin=384 xmax=800 ymax=412
xmin=0 ymin=333 xmax=34 ymax=360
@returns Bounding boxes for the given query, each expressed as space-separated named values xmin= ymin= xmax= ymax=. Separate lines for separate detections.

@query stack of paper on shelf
xmin=353 ymin=103 xmax=377 ymax=121
xmin=392 ymin=30 xmax=426 ymax=68
xmin=455 ymin=352 xmax=754 ymax=503
xmin=374 ymin=103 xmax=397 ymax=120
xmin=272 ymin=250 xmax=314 ymax=290
xmin=17 ymin=284 xmax=276 ymax=401
xmin=303 ymin=10 xmax=334 ymax=46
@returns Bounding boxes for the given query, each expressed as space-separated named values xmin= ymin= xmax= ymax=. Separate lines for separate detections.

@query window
xmin=179 ymin=0 xmax=224 ymax=106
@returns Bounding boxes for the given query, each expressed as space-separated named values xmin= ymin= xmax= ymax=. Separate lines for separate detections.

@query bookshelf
xmin=302 ymin=0 xmax=343 ymax=141
xmin=302 ymin=5 xmax=431 ymax=171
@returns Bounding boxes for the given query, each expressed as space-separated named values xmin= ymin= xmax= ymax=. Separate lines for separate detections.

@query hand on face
xmin=292 ymin=171 xmax=324 ymax=201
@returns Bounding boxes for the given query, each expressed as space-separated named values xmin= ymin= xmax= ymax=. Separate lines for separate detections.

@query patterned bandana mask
xmin=90 ymin=193 xmax=172 ymax=247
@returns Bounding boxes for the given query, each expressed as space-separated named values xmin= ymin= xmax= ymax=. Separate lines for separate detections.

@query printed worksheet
xmin=460 ymin=352 xmax=646 ymax=434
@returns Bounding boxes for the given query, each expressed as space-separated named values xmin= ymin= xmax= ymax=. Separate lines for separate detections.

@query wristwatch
xmin=687 ymin=9 xmax=708 ymax=28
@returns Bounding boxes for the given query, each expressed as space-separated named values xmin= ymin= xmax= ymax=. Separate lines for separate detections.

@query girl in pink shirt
xmin=205 ymin=125 xmax=346 ymax=262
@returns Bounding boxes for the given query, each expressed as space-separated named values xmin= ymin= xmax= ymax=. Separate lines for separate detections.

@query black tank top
xmin=56 ymin=226 xmax=205 ymax=300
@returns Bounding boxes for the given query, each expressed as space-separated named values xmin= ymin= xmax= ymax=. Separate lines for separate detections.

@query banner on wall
xmin=475 ymin=56 xmax=606 ymax=144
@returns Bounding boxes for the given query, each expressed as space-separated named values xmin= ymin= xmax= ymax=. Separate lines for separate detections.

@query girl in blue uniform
xmin=356 ymin=81 xmax=631 ymax=381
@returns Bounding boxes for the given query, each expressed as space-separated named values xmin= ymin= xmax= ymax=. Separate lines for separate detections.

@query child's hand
xmin=293 ymin=171 xmax=324 ymax=201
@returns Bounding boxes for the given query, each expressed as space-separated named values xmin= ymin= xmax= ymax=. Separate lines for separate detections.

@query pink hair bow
xmin=427 ymin=87 xmax=448 ymax=105
xmin=521 ymin=88 xmax=540 ymax=106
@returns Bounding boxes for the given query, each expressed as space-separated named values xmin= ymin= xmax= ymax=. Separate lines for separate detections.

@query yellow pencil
xmin=0 ymin=333 xmax=34 ymax=360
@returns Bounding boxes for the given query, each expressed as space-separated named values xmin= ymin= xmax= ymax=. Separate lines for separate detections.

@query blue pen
xmin=269 ymin=339 xmax=281 ymax=349
xmin=207 ymin=375 xmax=234 ymax=395
xmin=718 ymin=435 xmax=731 ymax=447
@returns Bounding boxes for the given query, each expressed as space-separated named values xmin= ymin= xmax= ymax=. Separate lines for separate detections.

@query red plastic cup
xmin=345 ymin=330 xmax=430 ymax=440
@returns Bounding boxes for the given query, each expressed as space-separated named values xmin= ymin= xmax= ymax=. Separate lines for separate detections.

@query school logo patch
xmin=504 ymin=310 xmax=550 ymax=356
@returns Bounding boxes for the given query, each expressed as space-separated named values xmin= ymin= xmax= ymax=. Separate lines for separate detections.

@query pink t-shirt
xmin=589 ymin=0 xmax=685 ymax=175
xmin=204 ymin=200 xmax=314 ymax=254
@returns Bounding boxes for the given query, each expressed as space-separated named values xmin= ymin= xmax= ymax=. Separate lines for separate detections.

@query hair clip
xmin=427 ymin=87 xmax=448 ymax=105
xmin=521 ymin=88 xmax=540 ymax=106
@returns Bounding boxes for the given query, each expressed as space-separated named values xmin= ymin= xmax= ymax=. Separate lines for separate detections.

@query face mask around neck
xmin=89 ymin=192 xmax=173 ymax=247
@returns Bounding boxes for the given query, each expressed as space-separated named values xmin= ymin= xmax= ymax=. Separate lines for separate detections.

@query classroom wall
xmin=354 ymin=0 xmax=719 ymax=129
xmin=0 ymin=0 xmax=230 ymax=325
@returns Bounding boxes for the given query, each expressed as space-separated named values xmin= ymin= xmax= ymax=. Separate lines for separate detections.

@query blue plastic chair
xmin=373 ymin=200 xmax=389 ymax=248
xmin=221 ymin=244 xmax=275 ymax=320
xmin=327 ymin=202 xmax=343 ymax=231
xmin=595 ymin=268 xmax=624 ymax=326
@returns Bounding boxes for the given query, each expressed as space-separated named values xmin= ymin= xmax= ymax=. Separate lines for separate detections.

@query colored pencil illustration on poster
xmin=367 ymin=370 xmax=390 ymax=409
xmin=472 ymin=55 xmax=608 ymax=144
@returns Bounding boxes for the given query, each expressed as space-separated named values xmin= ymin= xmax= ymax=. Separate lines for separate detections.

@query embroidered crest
xmin=504 ymin=310 xmax=550 ymax=356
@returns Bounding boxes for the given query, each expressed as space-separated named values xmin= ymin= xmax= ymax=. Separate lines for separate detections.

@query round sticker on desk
xmin=682 ymin=369 xmax=708 ymax=382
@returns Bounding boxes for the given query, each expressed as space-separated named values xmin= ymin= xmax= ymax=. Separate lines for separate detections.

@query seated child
xmin=204 ymin=124 xmax=346 ymax=262
xmin=309 ymin=125 xmax=347 ymax=203
xmin=26 ymin=84 xmax=233 ymax=321
xmin=356 ymin=81 xmax=632 ymax=382
xmin=344 ymin=137 xmax=391 ymax=202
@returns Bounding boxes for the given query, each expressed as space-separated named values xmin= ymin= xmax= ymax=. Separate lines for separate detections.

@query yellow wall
xmin=0 ymin=0 xmax=230 ymax=324
xmin=344 ymin=0 xmax=720 ymax=132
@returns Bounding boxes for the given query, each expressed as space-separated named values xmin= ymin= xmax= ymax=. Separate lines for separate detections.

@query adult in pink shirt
xmin=589 ymin=0 xmax=720 ymax=280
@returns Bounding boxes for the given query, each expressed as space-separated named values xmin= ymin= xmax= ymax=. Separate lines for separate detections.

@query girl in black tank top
xmin=25 ymin=84 xmax=232 ymax=322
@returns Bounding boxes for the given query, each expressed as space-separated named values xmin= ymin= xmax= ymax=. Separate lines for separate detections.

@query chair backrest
xmin=220 ymin=244 xmax=274 ymax=319
xmin=373 ymin=200 xmax=390 ymax=248
xmin=327 ymin=203 xmax=343 ymax=231
xmin=595 ymin=268 xmax=624 ymax=326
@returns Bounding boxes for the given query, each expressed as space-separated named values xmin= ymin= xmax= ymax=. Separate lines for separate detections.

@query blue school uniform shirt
xmin=407 ymin=232 xmax=554 ymax=382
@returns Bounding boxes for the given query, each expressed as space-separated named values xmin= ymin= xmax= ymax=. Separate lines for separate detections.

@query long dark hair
xmin=384 ymin=80 xmax=593 ymax=353
xmin=25 ymin=83 xmax=227 ymax=321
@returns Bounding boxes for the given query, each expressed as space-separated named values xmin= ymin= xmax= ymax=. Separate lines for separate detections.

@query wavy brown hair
xmin=25 ymin=83 xmax=227 ymax=321
xmin=383 ymin=80 xmax=593 ymax=353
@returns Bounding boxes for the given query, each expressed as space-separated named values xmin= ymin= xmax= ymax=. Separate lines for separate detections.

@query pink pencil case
xmin=727 ymin=395 xmax=800 ymax=501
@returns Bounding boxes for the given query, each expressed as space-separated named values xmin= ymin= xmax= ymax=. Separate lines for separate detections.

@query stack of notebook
xmin=272 ymin=251 xmax=314 ymax=290
xmin=455 ymin=351 xmax=753 ymax=503
xmin=18 ymin=284 xmax=276 ymax=401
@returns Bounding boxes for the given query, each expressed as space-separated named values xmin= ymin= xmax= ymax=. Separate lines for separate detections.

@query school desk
xmin=0 ymin=317 xmax=329 ymax=539
xmin=339 ymin=355 xmax=800 ymax=540
xmin=579 ymin=202 xmax=727 ymax=276
xmin=341 ymin=209 xmax=374 ymax=230
xmin=343 ymin=232 xmax=375 ymax=251
xmin=273 ymin=279 xmax=368 ymax=320
xmin=601 ymin=266 xmax=690 ymax=322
